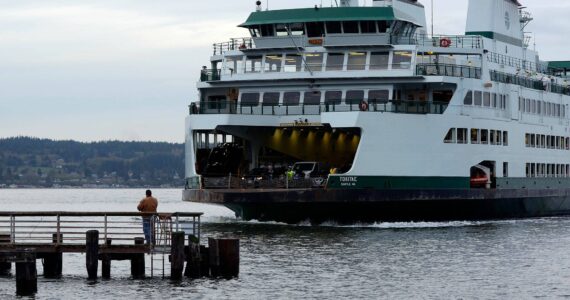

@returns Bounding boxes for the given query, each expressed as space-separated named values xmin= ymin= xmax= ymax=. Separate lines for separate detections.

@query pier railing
xmin=189 ymin=100 xmax=449 ymax=116
xmin=0 ymin=212 xmax=202 ymax=247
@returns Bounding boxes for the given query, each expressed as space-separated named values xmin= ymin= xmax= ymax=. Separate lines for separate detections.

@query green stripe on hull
xmin=327 ymin=176 xmax=470 ymax=190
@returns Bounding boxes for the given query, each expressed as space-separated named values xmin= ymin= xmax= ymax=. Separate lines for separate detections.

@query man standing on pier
xmin=137 ymin=190 xmax=158 ymax=244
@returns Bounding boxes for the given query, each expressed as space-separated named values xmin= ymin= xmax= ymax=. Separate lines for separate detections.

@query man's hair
xmin=146 ymin=190 xmax=152 ymax=197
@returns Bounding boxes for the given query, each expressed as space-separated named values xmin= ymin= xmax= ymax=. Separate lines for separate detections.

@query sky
xmin=0 ymin=0 xmax=569 ymax=143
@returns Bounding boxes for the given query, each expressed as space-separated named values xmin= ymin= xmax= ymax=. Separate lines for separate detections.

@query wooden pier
xmin=0 ymin=212 xmax=239 ymax=296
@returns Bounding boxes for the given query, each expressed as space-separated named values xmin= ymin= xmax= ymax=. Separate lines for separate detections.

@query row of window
xmin=236 ymin=90 xmax=390 ymax=107
xmin=525 ymin=163 xmax=570 ymax=178
xmin=524 ymin=133 xmax=570 ymax=150
xmin=223 ymin=51 xmax=413 ymax=75
xmin=444 ymin=128 xmax=509 ymax=146
xmin=518 ymin=97 xmax=566 ymax=118
xmin=463 ymin=90 xmax=508 ymax=110
xmin=249 ymin=20 xmax=408 ymax=38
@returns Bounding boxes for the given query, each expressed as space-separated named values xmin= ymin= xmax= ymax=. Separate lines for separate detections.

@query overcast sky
xmin=0 ymin=0 xmax=568 ymax=143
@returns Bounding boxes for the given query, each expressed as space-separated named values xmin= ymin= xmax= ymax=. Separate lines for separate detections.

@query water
xmin=0 ymin=189 xmax=570 ymax=299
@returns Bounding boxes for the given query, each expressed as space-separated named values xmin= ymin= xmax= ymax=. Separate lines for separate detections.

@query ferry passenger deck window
xmin=444 ymin=128 xmax=455 ymax=144
xmin=370 ymin=52 xmax=389 ymax=70
xmin=492 ymin=94 xmax=497 ymax=108
xmin=326 ymin=53 xmax=345 ymax=71
xmin=474 ymin=91 xmax=482 ymax=106
xmin=369 ymin=90 xmax=389 ymax=104
xmin=275 ymin=24 xmax=289 ymax=37
xmin=326 ymin=22 xmax=342 ymax=34
xmin=503 ymin=132 xmax=509 ymax=146
xmin=343 ymin=21 xmax=359 ymax=34
xmin=392 ymin=51 xmax=412 ymax=69
xmin=289 ymin=23 xmax=305 ymax=36
xmin=360 ymin=21 xmax=377 ymax=33
xmin=249 ymin=27 xmax=260 ymax=38
xmin=283 ymin=92 xmax=300 ymax=106
xmin=264 ymin=55 xmax=282 ymax=72
xmin=347 ymin=52 xmax=367 ymax=70
xmin=306 ymin=22 xmax=325 ymax=38
xmin=305 ymin=53 xmax=324 ymax=72
xmin=304 ymin=91 xmax=321 ymax=105
xmin=262 ymin=92 xmax=280 ymax=106
xmin=324 ymin=91 xmax=342 ymax=105
xmin=481 ymin=130 xmax=489 ymax=144
xmin=378 ymin=21 xmax=389 ymax=33
xmin=240 ymin=93 xmax=260 ymax=106
xmin=483 ymin=92 xmax=491 ymax=107
xmin=346 ymin=90 xmax=365 ymax=105
xmin=224 ymin=56 xmax=244 ymax=75
xmin=464 ymin=91 xmax=473 ymax=105
xmin=284 ymin=54 xmax=302 ymax=72
xmin=471 ymin=129 xmax=479 ymax=144
xmin=260 ymin=24 xmax=274 ymax=37
xmin=245 ymin=56 xmax=262 ymax=73
xmin=457 ymin=128 xmax=468 ymax=144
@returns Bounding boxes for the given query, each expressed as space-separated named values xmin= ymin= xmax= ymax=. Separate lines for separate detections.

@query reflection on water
xmin=0 ymin=189 xmax=569 ymax=299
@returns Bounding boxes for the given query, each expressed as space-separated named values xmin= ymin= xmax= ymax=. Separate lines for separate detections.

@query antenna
xmin=431 ymin=0 xmax=434 ymax=37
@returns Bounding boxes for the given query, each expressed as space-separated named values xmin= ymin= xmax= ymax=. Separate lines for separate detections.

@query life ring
xmin=439 ymin=38 xmax=452 ymax=48
xmin=359 ymin=100 xmax=369 ymax=112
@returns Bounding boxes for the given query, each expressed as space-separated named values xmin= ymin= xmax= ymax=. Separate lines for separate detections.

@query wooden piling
xmin=0 ymin=234 xmax=11 ymax=275
xmin=44 ymin=233 xmax=63 ymax=278
xmin=199 ymin=245 xmax=210 ymax=277
xmin=218 ymin=239 xmax=240 ymax=278
xmin=170 ymin=231 xmax=185 ymax=280
xmin=131 ymin=237 xmax=145 ymax=279
xmin=85 ymin=230 xmax=99 ymax=280
xmin=15 ymin=249 xmax=37 ymax=296
xmin=208 ymin=238 xmax=220 ymax=277
xmin=184 ymin=234 xmax=201 ymax=278
xmin=102 ymin=238 xmax=112 ymax=279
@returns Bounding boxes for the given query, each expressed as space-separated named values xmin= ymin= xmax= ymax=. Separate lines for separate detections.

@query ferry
xmin=183 ymin=0 xmax=570 ymax=224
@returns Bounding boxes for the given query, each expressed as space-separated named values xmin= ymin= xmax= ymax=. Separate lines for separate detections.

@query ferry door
xmin=510 ymin=90 xmax=519 ymax=121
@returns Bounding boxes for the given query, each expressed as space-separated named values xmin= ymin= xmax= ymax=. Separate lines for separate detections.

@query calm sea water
xmin=0 ymin=189 xmax=569 ymax=299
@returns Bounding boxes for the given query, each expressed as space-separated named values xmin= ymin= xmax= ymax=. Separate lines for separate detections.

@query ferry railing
xmin=0 ymin=212 xmax=202 ymax=247
xmin=189 ymin=100 xmax=449 ymax=116
xmin=490 ymin=70 xmax=570 ymax=96
xmin=416 ymin=63 xmax=482 ymax=79
xmin=200 ymin=69 xmax=221 ymax=82
xmin=212 ymin=34 xmax=482 ymax=55
xmin=213 ymin=37 xmax=254 ymax=55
